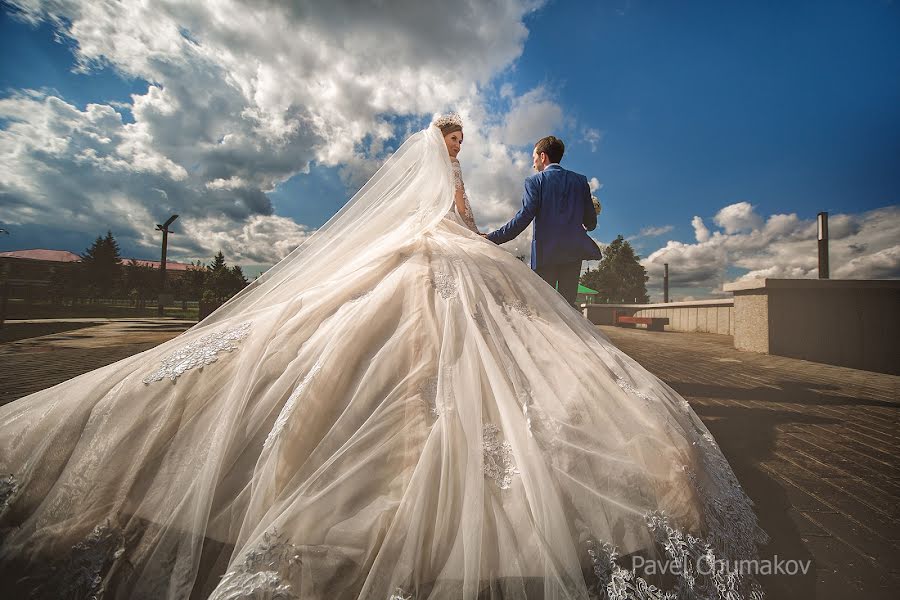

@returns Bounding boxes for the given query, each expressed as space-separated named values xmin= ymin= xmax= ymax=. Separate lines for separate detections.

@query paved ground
xmin=0 ymin=319 xmax=194 ymax=406
xmin=0 ymin=319 xmax=897 ymax=599
xmin=600 ymin=325 xmax=898 ymax=600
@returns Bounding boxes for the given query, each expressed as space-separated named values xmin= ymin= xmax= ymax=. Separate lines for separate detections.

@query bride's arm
xmin=451 ymin=159 xmax=480 ymax=234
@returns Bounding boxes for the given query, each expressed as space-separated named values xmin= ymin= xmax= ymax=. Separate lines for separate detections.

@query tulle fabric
xmin=0 ymin=126 xmax=766 ymax=600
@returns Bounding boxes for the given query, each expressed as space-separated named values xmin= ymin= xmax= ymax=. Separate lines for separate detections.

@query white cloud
xmin=835 ymin=245 xmax=900 ymax=279
xmin=495 ymin=86 xmax=564 ymax=147
xmin=631 ymin=225 xmax=674 ymax=239
xmin=692 ymin=215 xmax=711 ymax=242
xmin=2 ymin=0 xmax=550 ymax=266
xmin=642 ymin=204 xmax=900 ymax=299
xmin=583 ymin=127 xmax=602 ymax=152
xmin=589 ymin=177 xmax=602 ymax=193
xmin=178 ymin=214 xmax=314 ymax=265
xmin=713 ymin=201 xmax=763 ymax=234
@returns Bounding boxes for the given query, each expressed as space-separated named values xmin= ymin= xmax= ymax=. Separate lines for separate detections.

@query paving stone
xmin=600 ymin=326 xmax=900 ymax=600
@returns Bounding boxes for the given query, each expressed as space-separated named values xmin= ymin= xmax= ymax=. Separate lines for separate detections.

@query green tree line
xmin=47 ymin=231 xmax=248 ymax=306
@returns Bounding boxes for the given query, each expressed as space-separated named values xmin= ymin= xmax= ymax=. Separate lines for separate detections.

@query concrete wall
xmin=732 ymin=293 xmax=769 ymax=353
xmin=725 ymin=278 xmax=900 ymax=375
xmin=581 ymin=299 xmax=734 ymax=334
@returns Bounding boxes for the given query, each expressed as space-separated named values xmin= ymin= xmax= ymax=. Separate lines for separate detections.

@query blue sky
xmin=515 ymin=0 xmax=900 ymax=251
xmin=1 ymin=0 xmax=898 ymax=298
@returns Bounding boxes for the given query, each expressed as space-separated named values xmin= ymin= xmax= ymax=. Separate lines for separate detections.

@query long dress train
xmin=0 ymin=125 xmax=767 ymax=600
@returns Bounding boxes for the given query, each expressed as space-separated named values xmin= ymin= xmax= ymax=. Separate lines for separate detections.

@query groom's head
xmin=533 ymin=136 xmax=565 ymax=171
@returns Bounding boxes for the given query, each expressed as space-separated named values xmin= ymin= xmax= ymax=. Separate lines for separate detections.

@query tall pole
xmin=156 ymin=214 xmax=179 ymax=316
xmin=663 ymin=263 xmax=669 ymax=303
xmin=817 ymin=212 xmax=829 ymax=279
xmin=159 ymin=229 xmax=168 ymax=291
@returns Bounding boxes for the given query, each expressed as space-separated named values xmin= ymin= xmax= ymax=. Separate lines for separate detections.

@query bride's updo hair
xmin=432 ymin=113 xmax=463 ymax=136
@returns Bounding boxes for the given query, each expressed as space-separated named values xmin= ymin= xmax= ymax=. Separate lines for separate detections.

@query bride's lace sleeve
xmin=451 ymin=160 xmax=480 ymax=234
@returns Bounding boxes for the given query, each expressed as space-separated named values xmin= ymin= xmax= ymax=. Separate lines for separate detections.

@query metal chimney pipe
xmin=817 ymin=212 xmax=829 ymax=279
xmin=663 ymin=263 xmax=669 ymax=303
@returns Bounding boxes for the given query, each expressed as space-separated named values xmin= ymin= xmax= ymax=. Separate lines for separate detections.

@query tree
xmin=124 ymin=259 xmax=158 ymax=308
xmin=204 ymin=251 xmax=249 ymax=302
xmin=177 ymin=260 xmax=207 ymax=301
xmin=208 ymin=251 xmax=227 ymax=273
xmin=580 ymin=235 xmax=649 ymax=303
xmin=228 ymin=265 xmax=249 ymax=296
xmin=80 ymin=230 xmax=123 ymax=299
xmin=206 ymin=251 xmax=230 ymax=301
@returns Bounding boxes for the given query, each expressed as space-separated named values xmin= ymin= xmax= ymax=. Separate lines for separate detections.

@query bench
xmin=613 ymin=311 xmax=669 ymax=332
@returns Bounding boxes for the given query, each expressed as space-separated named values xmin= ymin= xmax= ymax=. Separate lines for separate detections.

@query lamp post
xmin=156 ymin=214 xmax=178 ymax=316
xmin=663 ymin=263 xmax=669 ymax=303
xmin=817 ymin=212 xmax=829 ymax=279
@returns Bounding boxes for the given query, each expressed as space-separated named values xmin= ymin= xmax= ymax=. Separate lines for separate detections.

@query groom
xmin=484 ymin=136 xmax=602 ymax=306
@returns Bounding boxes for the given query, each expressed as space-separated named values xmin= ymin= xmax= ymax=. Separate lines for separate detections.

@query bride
xmin=0 ymin=114 xmax=767 ymax=599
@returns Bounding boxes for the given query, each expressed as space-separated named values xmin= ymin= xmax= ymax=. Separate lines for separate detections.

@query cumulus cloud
xmin=642 ymin=204 xmax=900 ymax=300
xmin=713 ymin=201 xmax=763 ymax=234
xmin=177 ymin=214 xmax=314 ymax=265
xmin=1 ymin=0 xmax=549 ymax=265
xmin=589 ymin=177 xmax=602 ymax=193
xmin=691 ymin=216 xmax=710 ymax=243
xmin=496 ymin=86 xmax=564 ymax=147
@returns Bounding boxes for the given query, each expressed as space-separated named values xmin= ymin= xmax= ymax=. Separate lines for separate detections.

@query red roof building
xmin=0 ymin=249 xmax=192 ymax=271
xmin=0 ymin=249 xmax=82 ymax=262
xmin=0 ymin=249 xmax=196 ymax=301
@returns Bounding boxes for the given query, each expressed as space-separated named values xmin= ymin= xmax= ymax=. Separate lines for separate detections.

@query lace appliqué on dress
xmin=0 ymin=473 xmax=18 ymax=517
xmin=585 ymin=511 xmax=764 ymax=600
xmin=451 ymin=161 xmax=479 ymax=234
xmin=472 ymin=305 xmax=488 ymax=331
xmin=28 ymin=520 xmax=127 ymax=600
xmin=264 ymin=362 xmax=324 ymax=450
xmin=685 ymin=432 xmax=769 ymax=563
xmin=419 ymin=374 xmax=453 ymax=418
xmin=615 ymin=376 xmax=654 ymax=404
xmin=500 ymin=296 xmax=535 ymax=321
xmin=429 ymin=271 xmax=458 ymax=300
xmin=142 ymin=321 xmax=252 ymax=383
xmin=213 ymin=530 xmax=301 ymax=600
xmin=390 ymin=588 xmax=415 ymax=600
xmin=482 ymin=423 xmax=519 ymax=489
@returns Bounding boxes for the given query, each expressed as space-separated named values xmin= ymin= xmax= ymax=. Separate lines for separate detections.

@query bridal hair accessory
xmin=592 ymin=195 xmax=602 ymax=215
xmin=432 ymin=112 xmax=463 ymax=131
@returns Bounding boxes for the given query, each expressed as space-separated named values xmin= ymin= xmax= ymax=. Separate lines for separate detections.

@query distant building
xmin=0 ymin=248 xmax=193 ymax=300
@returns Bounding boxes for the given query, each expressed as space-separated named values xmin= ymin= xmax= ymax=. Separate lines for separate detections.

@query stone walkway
xmin=0 ymin=319 xmax=897 ymax=599
xmin=600 ymin=325 xmax=898 ymax=600
xmin=0 ymin=319 xmax=193 ymax=406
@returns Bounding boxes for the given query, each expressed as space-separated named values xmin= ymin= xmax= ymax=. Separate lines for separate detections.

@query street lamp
xmin=817 ymin=212 xmax=829 ymax=279
xmin=156 ymin=214 xmax=178 ymax=316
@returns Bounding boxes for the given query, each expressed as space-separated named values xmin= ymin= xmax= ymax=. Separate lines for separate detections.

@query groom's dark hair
xmin=535 ymin=136 xmax=565 ymax=164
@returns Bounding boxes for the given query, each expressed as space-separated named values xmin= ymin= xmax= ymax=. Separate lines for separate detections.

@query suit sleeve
xmin=488 ymin=177 xmax=540 ymax=245
xmin=581 ymin=175 xmax=597 ymax=232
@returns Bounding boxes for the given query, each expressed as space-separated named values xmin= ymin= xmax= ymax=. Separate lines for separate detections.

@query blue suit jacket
xmin=488 ymin=164 xmax=602 ymax=269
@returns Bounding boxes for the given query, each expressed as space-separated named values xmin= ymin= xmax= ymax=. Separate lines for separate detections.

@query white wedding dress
xmin=0 ymin=125 xmax=767 ymax=600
